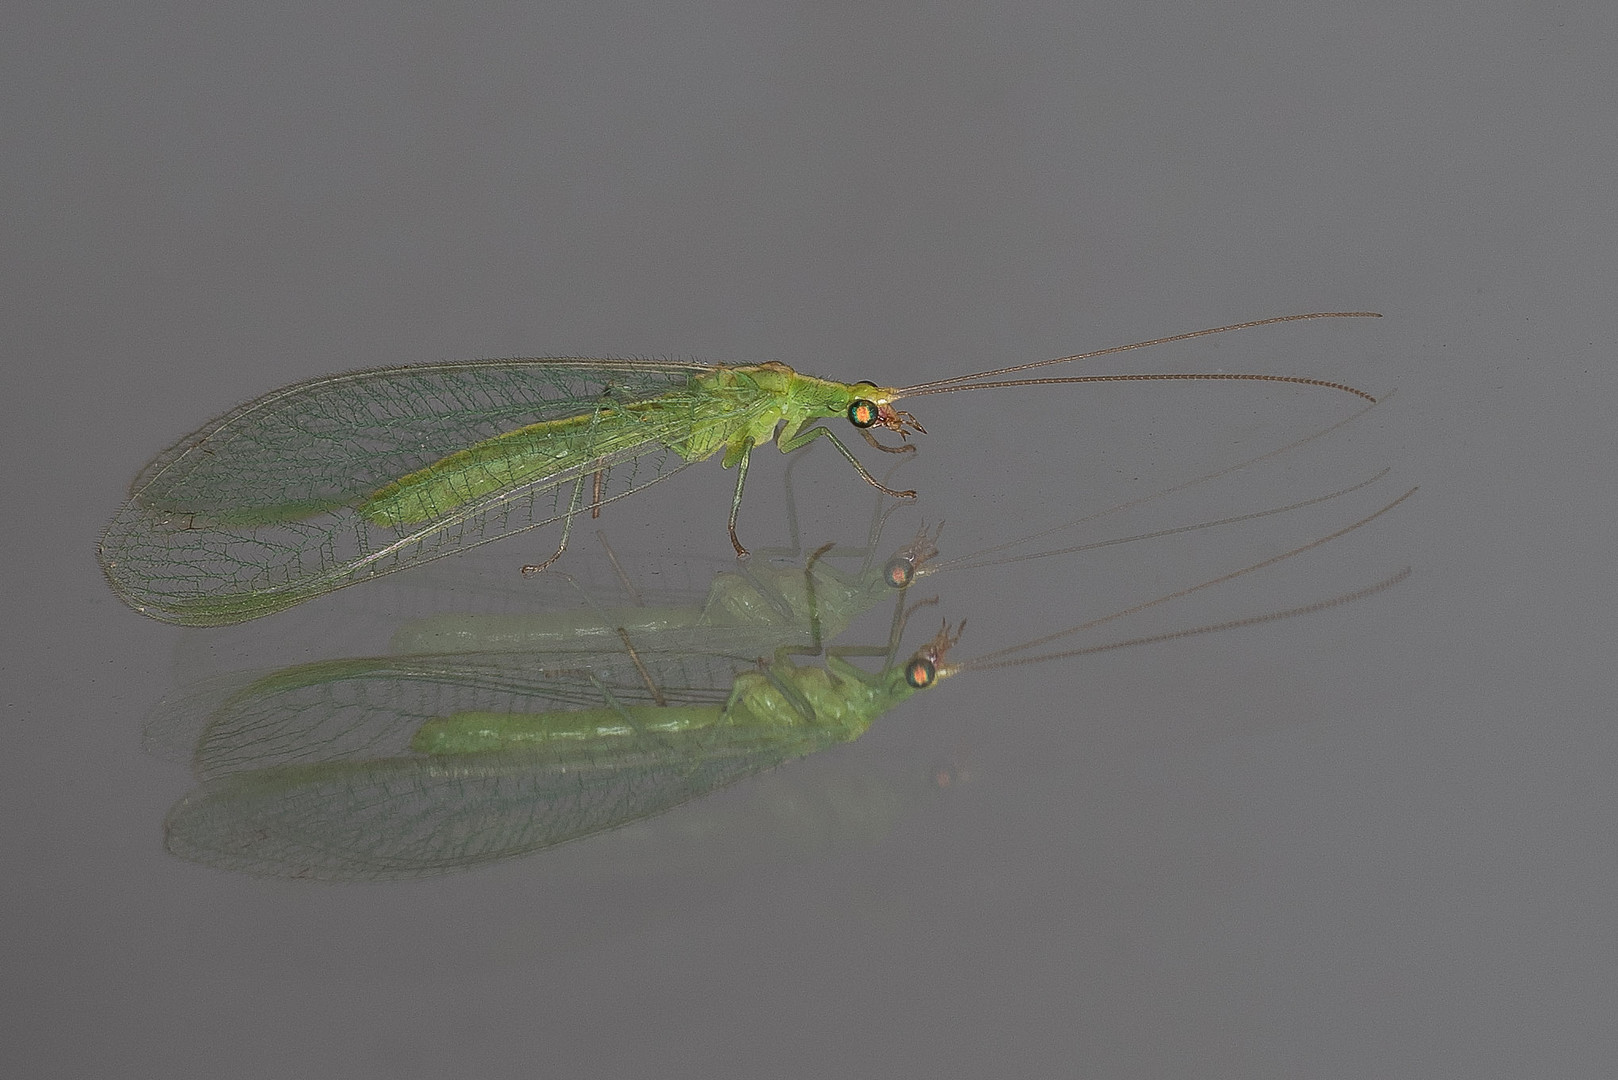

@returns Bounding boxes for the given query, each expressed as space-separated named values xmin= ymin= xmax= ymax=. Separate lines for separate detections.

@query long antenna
xmin=920 ymin=391 xmax=1391 ymax=573
xmin=942 ymin=568 xmax=1410 ymax=676
xmin=950 ymin=484 xmax=1415 ymax=670
xmin=893 ymin=311 xmax=1381 ymax=400
xmin=926 ymin=469 xmax=1391 ymax=577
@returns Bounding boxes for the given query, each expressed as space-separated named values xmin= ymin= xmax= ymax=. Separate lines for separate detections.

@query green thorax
xmin=719 ymin=655 xmax=920 ymax=742
xmin=684 ymin=362 xmax=865 ymax=466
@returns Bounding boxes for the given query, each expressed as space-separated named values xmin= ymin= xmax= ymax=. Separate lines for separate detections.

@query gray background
xmin=5 ymin=2 xmax=1613 ymax=1077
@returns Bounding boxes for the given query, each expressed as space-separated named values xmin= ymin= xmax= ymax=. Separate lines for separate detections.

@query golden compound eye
xmin=883 ymin=556 xmax=916 ymax=589
xmin=847 ymin=399 xmax=880 ymax=428
xmin=904 ymin=656 xmax=937 ymax=689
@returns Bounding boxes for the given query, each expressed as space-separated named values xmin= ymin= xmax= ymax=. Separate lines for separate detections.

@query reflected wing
xmin=163 ymin=735 xmax=802 ymax=881
xmin=154 ymin=627 xmax=861 ymax=879
xmin=178 ymin=649 xmax=763 ymax=780
xmin=164 ymin=731 xmax=802 ymax=880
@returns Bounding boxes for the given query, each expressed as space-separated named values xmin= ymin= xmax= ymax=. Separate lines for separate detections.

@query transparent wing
xmin=98 ymin=358 xmax=750 ymax=625
xmin=158 ymin=646 xmax=833 ymax=879
xmin=163 ymin=736 xmax=801 ymax=881
xmin=175 ymin=649 xmax=754 ymax=779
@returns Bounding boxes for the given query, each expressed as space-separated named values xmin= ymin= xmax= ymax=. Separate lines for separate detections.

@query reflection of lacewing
xmin=156 ymin=486 xmax=1410 ymax=880
xmin=99 ymin=312 xmax=1377 ymax=626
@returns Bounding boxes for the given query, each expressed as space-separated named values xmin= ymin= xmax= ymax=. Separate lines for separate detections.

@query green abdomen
xmin=358 ymin=408 xmax=649 ymax=526
xmin=409 ymin=665 xmax=887 ymax=761
xmin=411 ymin=705 xmax=726 ymax=755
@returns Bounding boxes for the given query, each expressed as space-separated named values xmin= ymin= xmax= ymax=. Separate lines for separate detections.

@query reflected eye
xmin=847 ymin=399 xmax=881 ymax=428
xmin=883 ymin=556 xmax=916 ymax=589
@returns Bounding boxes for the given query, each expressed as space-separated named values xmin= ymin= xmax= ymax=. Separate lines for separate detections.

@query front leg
xmin=859 ymin=428 xmax=917 ymax=455
xmin=778 ymin=425 xmax=918 ymax=499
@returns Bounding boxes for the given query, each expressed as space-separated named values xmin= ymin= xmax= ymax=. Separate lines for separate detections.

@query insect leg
xmin=774 ymin=541 xmax=837 ymax=659
xmin=593 ymin=530 xmax=646 ymax=606
xmin=521 ymin=475 xmax=588 ymax=575
xmin=823 ymin=577 xmax=919 ymax=661
xmin=590 ymin=468 xmax=606 ymax=519
xmin=614 ymin=627 xmax=668 ymax=706
xmin=859 ymin=428 xmax=916 ymax=455
xmin=727 ymin=443 xmax=754 ymax=558
xmin=739 ymin=442 xmax=894 ymax=564
xmin=759 ymin=653 xmax=819 ymax=724
xmin=779 ymin=426 xmax=917 ymax=500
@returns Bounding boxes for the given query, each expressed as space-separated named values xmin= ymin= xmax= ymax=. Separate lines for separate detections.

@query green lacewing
xmin=100 ymin=312 xmax=1379 ymax=626
xmin=153 ymin=486 xmax=1411 ymax=880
